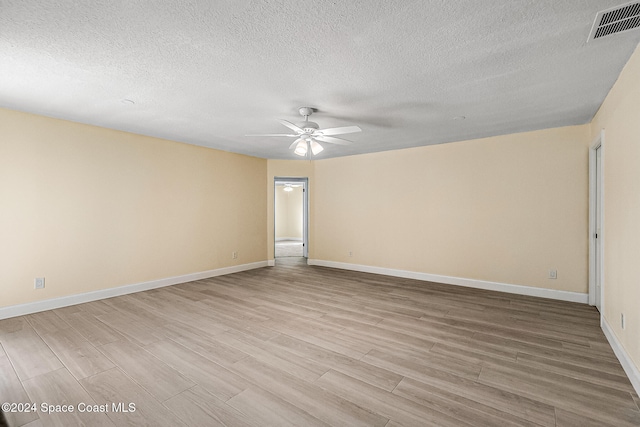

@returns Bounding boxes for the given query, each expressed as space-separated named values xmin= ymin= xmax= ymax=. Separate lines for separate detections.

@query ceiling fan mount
xmin=298 ymin=106 xmax=315 ymax=117
xmin=295 ymin=107 xmax=319 ymax=133
xmin=246 ymin=106 xmax=361 ymax=157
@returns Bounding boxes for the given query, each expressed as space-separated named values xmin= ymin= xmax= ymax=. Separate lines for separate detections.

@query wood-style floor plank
xmin=97 ymin=339 xmax=195 ymax=402
xmin=0 ymin=328 xmax=63 ymax=381
xmin=56 ymin=311 xmax=125 ymax=347
xmin=0 ymin=317 xmax=31 ymax=336
xmin=161 ymin=321 xmax=249 ymax=367
xmin=226 ymin=387 xmax=329 ymax=427
xmin=22 ymin=368 xmax=114 ymax=426
xmin=40 ymin=328 xmax=115 ymax=380
xmin=361 ymin=348 xmax=557 ymax=426
xmin=143 ymin=339 xmax=249 ymax=402
xmin=0 ymin=354 xmax=39 ymax=426
xmin=554 ymin=407 xmax=621 ymax=427
xmin=393 ymin=376 xmax=542 ymax=427
xmin=515 ymin=351 xmax=634 ymax=392
xmin=21 ymin=419 xmax=44 ymax=427
xmin=95 ymin=311 xmax=166 ymax=346
xmin=279 ymin=326 xmax=371 ymax=360
xmin=164 ymin=386 xmax=253 ymax=427
xmin=0 ymin=257 xmax=636 ymax=426
xmin=80 ymin=368 xmax=186 ymax=427
xmin=479 ymin=364 xmax=640 ymax=426
xmin=229 ymin=356 xmax=388 ymax=426
xmin=315 ymin=369 xmax=469 ymax=427
xmin=24 ymin=311 xmax=70 ymax=336
xmin=268 ymin=333 xmax=403 ymax=392
xmin=471 ymin=331 xmax=628 ymax=376
xmin=213 ymin=329 xmax=329 ymax=382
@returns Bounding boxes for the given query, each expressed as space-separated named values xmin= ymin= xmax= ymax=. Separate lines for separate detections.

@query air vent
xmin=588 ymin=1 xmax=640 ymax=42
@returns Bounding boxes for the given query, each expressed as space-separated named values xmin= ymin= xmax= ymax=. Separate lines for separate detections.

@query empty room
xmin=1 ymin=1 xmax=640 ymax=426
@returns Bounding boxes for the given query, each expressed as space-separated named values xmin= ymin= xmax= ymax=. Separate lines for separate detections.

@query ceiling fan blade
xmin=316 ymin=125 xmax=361 ymax=136
xmin=314 ymin=135 xmax=353 ymax=145
xmin=289 ymin=138 xmax=304 ymax=149
xmin=245 ymin=134 xmax=298 ymax=137
xmin=279 ymin=120 xmax=304 ymax=133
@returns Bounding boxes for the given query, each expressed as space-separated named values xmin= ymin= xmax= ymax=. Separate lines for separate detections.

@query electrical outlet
xmin=548 ymin=269 xmax=557 ymax=279
xmin=621 ymin=313 xmax=625 ymax=330
xmin=348 ymin=251 xmax=353 ymax=257
xmin=232 ymin=251 xmax=238 ymax=259
xmin=34 ymin=277 xmax=45 ymax=289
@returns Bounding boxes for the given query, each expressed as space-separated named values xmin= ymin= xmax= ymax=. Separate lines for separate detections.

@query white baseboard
xmin=601 ymin=316 xmax=640 ymax=395
xmin=306 ymin=259 xmax=588 ymax=304
xmin=0 ymin=261 xmax=269 ymax=320
xmin=267 ymin=259 xmax=276 ymax=266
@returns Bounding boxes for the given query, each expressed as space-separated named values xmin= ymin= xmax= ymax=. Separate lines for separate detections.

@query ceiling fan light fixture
xmin=294 ymin=140 xmax=308 ymax=156
xmin=283 ymin=185 xmax=293 ymax=192
xmin=310 ymin=139 xmax=324 ymax=155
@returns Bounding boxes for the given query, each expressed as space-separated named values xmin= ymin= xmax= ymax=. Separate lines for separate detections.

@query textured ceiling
xmin=1 ymin=0 xmax=639 ymax=159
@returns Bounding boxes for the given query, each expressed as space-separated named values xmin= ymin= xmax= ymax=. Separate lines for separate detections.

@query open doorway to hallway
xmin=274 ymin=177 xmax=308 ymax=259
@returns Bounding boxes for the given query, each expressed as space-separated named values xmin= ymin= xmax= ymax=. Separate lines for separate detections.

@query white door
xmin=595 ymin=144 xmax=603 ymax=312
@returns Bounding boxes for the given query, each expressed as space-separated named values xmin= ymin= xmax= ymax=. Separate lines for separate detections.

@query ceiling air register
xmin=588 ymin=1 xmax=640 ymax=41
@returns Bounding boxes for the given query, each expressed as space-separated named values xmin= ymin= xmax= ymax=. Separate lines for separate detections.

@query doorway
xmin=274 ymin=177 xmax=308 ymax=259
xmin=589 ymin=131 xmax=604 ymax=311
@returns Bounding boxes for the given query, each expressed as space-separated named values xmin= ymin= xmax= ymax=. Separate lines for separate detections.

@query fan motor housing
xmin=298 ymin=121 xmax=319 ymax=133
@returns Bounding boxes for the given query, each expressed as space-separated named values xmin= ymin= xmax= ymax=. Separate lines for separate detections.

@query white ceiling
xmin=1 ymin=1 xmax=639 ymax=159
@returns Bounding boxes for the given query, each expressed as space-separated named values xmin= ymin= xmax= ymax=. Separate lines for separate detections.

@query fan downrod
xmin=297 ymin=107 xmax=319 ymax=131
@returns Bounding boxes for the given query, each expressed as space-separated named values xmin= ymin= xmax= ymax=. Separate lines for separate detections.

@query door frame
xmin=274 ymin=177 xmax=309 ymax=258
xmin=588 ymin=130 xmax=604 ymax=309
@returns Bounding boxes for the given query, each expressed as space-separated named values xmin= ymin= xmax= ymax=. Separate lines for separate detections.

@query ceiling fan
xmin=247 ymin=107 xmax=361 ymax=156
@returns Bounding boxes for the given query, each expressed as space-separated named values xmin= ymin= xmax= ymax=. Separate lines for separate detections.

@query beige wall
xmin=275 ymin=186 xmax=303 ymax=240
xmin=266 ymin=160 xmax=314 ymax=260
xmin=313 ymin=125 xmax=590 ymax=293
xmin=0 ymin=108 xmax=267 ymax=308
xmin=590 ymin=44 xmax=640 ymax=373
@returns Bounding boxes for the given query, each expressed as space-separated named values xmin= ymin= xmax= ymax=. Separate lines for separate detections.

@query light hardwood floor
xmin=1 ymin=258 xmax=638 ymax=426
